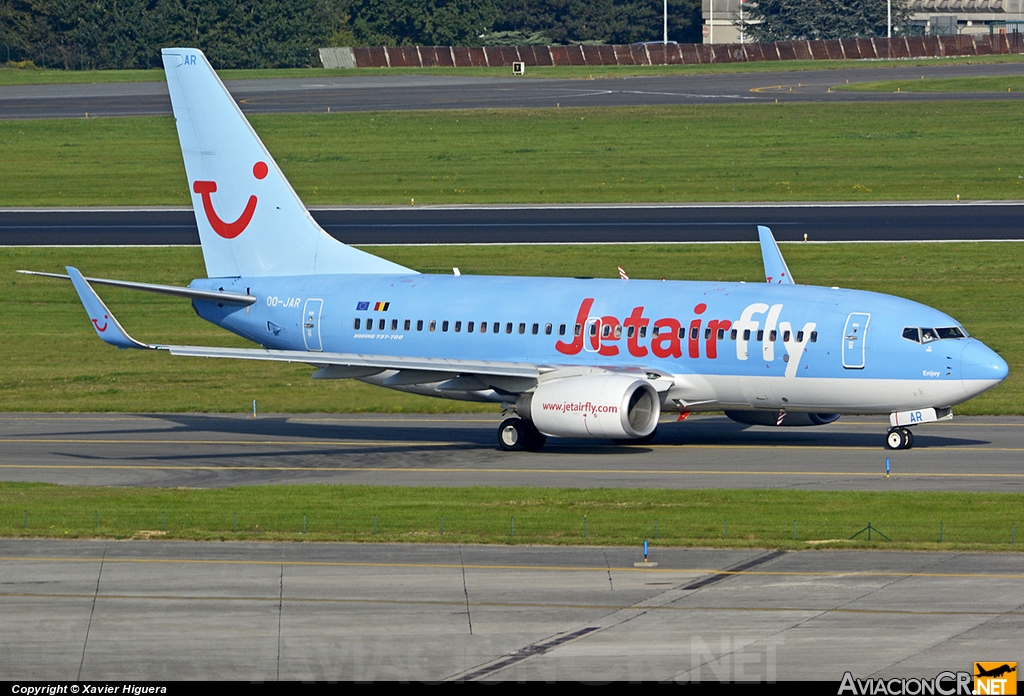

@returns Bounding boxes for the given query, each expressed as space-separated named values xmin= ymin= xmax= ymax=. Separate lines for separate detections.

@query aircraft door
xmin=842 ymin=312 xmax=870 ymax=369
xmin=303 ymin=298 xmax=324 ymax=352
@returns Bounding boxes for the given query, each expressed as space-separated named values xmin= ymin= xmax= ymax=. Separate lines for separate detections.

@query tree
xmin=492 ymin=0 xmax=702 ymax=45
xmin=738 ymin=0 xmax=912 ymax=42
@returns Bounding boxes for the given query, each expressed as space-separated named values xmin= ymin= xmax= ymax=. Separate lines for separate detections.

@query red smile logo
xmin=92 ymin=315 xmax=109 ymax=332
xmin=192 ymin=162 xmax=269 ymax=239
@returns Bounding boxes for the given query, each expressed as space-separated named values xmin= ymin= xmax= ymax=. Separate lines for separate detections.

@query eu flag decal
xmin=355 ymin=301 xmax=370 ymax=311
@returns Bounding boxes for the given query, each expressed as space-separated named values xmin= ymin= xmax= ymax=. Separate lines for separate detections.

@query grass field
xmin=3 ymin=54 xmax=1022 ymax=85
xmin=838 ymin=76 xmax=1024 ymax=92
xmin=3 ymin=242 xmax=1021 ymax=414
xmin=2 ymin=483 xmax=1020 ymax=550
xmin=4 ymin=102 xmax=1024 ymax=206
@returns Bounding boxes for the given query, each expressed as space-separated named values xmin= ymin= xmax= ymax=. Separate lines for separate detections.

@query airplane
xmin=21 ymin=47 xmax=1008 ymax=452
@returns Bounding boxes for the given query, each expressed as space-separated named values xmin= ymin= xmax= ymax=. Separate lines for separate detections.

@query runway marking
xmin=1 ymin=464 xmax=1023 ymax=478
xmin=6 ymin=462 xmax=1024 ymax=479
xmin=2 ymin=555 xmax=1024 ymax=579
xmin=9 ymin=437 xmax=1024 ymax=454
xmin=1 ymin=590 xmax=1021 ymax=617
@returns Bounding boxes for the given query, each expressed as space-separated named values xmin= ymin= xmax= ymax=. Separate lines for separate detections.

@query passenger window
xmin=468 ymin=321 xmax=474 ymax=333
xmin=506 ymin=323 xmax=513 ymax=334
xmin=613 ymin=325 xmax=622 ymax=339
xmin=639 ymin=326 xmax=647 ymax=338
xmin=573 ymin=323 xmax=581 ymax=336
xmin=454 ymin=321 xmax=461 ymax=333
xmin=442 ymin=321 xmax=450 ymax=332
xmin=602 ymin=324 xmax=611 ymax=338
xmin=796 ymin=330 xmax=804 ymax=342
xmin=769 ymin=330 xmax=777 ymax=341
xmin=532 ymin=323 xmax=539 ymax=335
xmin=391 ymin=319 xmax=398 ymax=331
xmin=378 ymin=319 xmax=385 ymax=331
xmin=493 ymin=322 xmax=500 ymax=334
xmin=559 ymin=324 xmax=567 ymax=336
xmin=545 ymin=323 xmax=552 ymax=335
xmin=704 ymin=327 xmax=711 ymax=340
xmin=417 ymin=320 xmax=423 ymax=331
xmin=783 ymin=330 xmax=790 ymax=342
xmin=717 ymin=328 xmax=725 ymax=340
xmin=429 ymin=320 xmax=436 ymax=332
xmin=404 ymin=319 xmax=411 ymax=331
xmin=756 ymin=330 xmax=764 ymax=341
xmin=810 ymin=331 xmax=818 ymax=343
xmin=519 ymin=323 xmax=526 ymax=334
xmin=353 ymin=318 xmax=361 ymax=330
xmin=652 ymin=326 xmax=660 ymax=337
xmin=480 ymin=322 xmax=487 ymax=334
xmin=743 ymin=329 xmax=751 ymax=341
xmin=730 ymin=329 xmax=737 ymax=340
xmin=627 ymin=326 xmax=635 ymax=338
xmin=589 ymin=324 xmax=598 ymax=337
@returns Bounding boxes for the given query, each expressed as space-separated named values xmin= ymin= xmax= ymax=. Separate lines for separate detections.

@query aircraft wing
xmin=61 ymin=265 xmax=549 ymax=389
xmin=61 ymin=266 xmax=678 ymax=395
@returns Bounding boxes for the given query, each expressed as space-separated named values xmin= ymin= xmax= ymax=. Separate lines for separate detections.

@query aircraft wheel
xmin=498 ymin=418 xmax=525 ymax=451
xmin=519 ymin=419 xmax=547 ymax=452
xmin=498 ymin=418 xmax=546 ymax=452
xmin=885 ymin=428 xmax=913 ymax=450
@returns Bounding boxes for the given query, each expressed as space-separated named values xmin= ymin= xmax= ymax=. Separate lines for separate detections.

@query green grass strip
xmin=2 ymin=483 xmax=1020 ymax=550
xmin=838 ymin=76 xmax=1024 ymax=92
xmin=3 ymin=243 xmax=1021 ymax=414
xmin=3 ymin=54 xmax=1023 ymax=85
xmin=5 ymin=101 xmax=1024 ymax=205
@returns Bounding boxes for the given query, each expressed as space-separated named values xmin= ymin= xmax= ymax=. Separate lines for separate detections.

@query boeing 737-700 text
xmin=21 ymin=48 xmax=1009 ymax=451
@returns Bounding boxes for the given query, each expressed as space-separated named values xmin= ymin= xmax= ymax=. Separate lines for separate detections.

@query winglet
xmin=66 ymin=267 xmax=153 ymax=349
xmin=758 ymin=226 xmax=795 ymax=285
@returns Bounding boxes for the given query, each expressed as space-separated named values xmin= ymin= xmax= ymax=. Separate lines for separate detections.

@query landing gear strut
xmin=885 ymin=427 xmax=915 ymax=450
xmin=497 ymin=418 xmax=547 ymax=452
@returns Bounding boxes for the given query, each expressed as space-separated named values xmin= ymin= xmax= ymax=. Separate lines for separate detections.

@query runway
xmin=2 ymin=413 xmax=1022 ymax=491
xmin=5 ymin=201 xmax=1024 ymax=246
xmin=3 ymin=62 xmax=1024 ymax=120
xmin=1 ymin=539 xmax=1020 ymax=681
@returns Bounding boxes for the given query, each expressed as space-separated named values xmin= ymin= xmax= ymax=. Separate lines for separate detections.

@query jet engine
xmin=724 ymin=410 xmax=841 ymax=427
xmin=516 ymin=374 xmax=661 ymax=439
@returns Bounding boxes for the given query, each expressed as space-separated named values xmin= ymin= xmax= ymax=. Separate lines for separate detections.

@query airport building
xmin=702 ymin=0 xmax=1024 ymax=43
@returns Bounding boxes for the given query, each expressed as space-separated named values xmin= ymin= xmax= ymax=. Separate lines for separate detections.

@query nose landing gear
xmin=885 ymin=427 xmax=915 ymax=450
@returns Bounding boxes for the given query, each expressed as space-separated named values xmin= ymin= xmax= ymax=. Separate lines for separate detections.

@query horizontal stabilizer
xmin=758 ymin=225 xmax=795 ymax=285
xmin=19 ymin=270 xmax=256 ymax=305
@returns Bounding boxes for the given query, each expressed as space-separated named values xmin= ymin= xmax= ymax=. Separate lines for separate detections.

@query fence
xmin=322 ymin=34 xmax=1024 ymax=70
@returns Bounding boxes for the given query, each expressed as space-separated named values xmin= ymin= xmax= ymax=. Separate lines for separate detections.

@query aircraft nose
xmin=961 ymin=340 xmax=1008 ymax=392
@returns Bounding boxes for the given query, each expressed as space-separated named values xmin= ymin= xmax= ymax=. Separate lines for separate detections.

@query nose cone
xmin=961 ymin=340 xmax=1008 ymax=396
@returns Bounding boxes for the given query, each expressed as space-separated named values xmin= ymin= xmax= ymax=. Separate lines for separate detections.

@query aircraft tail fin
xmin=161 ymin=48 xmax=411 ymax=279
xmin=758 ymin=225 xmax=795 ymax=285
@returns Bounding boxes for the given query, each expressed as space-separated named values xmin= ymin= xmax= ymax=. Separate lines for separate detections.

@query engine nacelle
xmin=517 ymin=374 xmax=661 ymax=440
xmin=724 ymin=410 xmax=841 ymax=427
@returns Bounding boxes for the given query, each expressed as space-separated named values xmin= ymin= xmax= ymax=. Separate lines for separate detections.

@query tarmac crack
xmin=77 ymin=542 xmax=107 ymax=681
xmin=459 ymin=545 xmax=473 ymax=636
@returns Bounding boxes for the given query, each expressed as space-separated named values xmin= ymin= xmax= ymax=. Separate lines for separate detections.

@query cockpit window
xmin=936 ymin=326 xmax=967 ymax=339
xmin=903 ymin=326 xmax=968 ymax=343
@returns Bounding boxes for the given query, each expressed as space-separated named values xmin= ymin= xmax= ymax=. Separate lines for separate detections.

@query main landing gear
xmin=885 ymin=427 xmax=915 ymax=450
xmin=497 ymin=418 xmax=547 ymax=452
